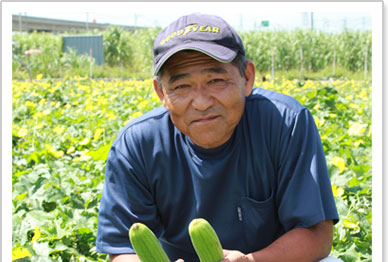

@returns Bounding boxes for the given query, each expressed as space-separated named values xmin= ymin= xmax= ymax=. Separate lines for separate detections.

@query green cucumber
xmin=129 ymin=223 xmax=170 ymax=262
xmin=188 ymin=218 xmax=224 ymax=262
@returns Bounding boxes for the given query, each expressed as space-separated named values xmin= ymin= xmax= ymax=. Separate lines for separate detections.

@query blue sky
xmin=10 ymin=2 xmax=372 ymax=33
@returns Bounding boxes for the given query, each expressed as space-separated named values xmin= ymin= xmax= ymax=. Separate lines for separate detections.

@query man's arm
xmin=109 ymin=254 xmax=141 ymax=262
xmin=223 ymin=220 xmax=334 ymax=262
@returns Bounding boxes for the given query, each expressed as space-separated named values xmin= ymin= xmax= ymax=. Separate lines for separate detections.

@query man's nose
xmin=191 ymin=85 xmax=214 ymax=111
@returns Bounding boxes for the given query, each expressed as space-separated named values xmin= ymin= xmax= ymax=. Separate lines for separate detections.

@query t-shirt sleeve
xmin=96 ymin=135 xmax=163 ymax=255
xmin=276 ymin=108 xmax=339 ymax=232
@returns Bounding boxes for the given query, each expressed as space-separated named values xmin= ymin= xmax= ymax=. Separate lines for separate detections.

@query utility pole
xmin=310 ymin=12 xmax=314 ymax=30
xmin=86 ymin=12 xmax=89 ymax=31
xmin=362 ymin=16 xmax=366 ymax=31
xmin=134 ymin=13 xmax=139 ymax=27
xmin=343 ymin=17 xmax=347 ymax=32
xmin=19 ymin=13 xmax=22 ymax=32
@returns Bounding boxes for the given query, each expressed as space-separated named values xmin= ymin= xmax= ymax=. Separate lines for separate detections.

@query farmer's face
xmin=154 ymin=51 xmax=255 ymax=149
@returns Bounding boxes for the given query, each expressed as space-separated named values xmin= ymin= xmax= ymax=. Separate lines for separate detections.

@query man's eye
xmin=209 ymin=78 xmax=225 ymax=84
xmin=174 ymin=84 xmax=190 ymax=90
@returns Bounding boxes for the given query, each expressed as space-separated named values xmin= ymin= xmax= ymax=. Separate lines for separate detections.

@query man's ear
xmin=244 ymin=61 xmax=255 ymax=97
xmin=153 ymin=78 xmax=165 ymax=102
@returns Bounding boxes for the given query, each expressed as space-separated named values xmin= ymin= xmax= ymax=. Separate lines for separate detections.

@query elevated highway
xmin=12 ymin=15 xmax=142 ymax=32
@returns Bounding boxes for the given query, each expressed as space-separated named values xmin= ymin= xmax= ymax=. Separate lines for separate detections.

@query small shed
xmin=62 ymin=35 xmax=104 ymax=65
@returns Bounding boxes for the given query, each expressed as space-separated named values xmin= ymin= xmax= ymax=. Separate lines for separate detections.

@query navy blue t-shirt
xmin=96 ymin=87 xmax=339 ymax=261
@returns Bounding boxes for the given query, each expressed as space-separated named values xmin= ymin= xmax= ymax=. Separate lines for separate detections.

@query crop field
xmin=11 ymin=76 xmax=372 ymax=261
xmin=12 ymin=29 xmax=371 ymax=80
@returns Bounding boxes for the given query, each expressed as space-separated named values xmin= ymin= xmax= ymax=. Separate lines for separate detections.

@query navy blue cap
xmin=153 ymin=13 xmax=245 ymax=76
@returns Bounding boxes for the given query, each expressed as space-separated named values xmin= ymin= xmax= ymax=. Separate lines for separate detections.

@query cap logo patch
xmin=160 ymin=24 xmax=220 ymax=46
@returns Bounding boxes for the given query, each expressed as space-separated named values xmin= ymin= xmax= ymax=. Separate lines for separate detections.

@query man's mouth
xmin=192 ymin=115 xmax=220 ymax=123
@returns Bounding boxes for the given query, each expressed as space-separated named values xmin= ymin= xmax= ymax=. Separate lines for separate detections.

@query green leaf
xmin=86 ymin=143 xmax=111 ymax=161
xmin=42 ymin=201 xmax=57 ymax=212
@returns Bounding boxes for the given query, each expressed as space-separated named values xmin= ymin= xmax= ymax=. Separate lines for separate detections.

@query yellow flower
xmin=38 ymin=98 xmax=46 ymax=106
xmin=36 ymin=73 xmax=43 ymax=80
xmin=54 ymin=125 xmax=66 ymax=135
xmin=31 ymin=225 xmax=41 ymax=242
xmin=343 ymin=219 xmax=360 ymax=231
xmin=348 ymin=121 xmax=366 ymax=136
xmin=12 ymin=247 xmax=32 ymax=260
xmin=354 ymin=140 xmax=364 ymax=147
xmin=79 ymin=137 xmax=91 ymax=146
xmin=66 ymin=146 xmax=75 ymax=154
xmin=349 ymin=103 xmax=358 ymax=110
xmin=35 ymin=122 xmax=44 ymax=129
xmin=17 ymin=127 xmax=28 ymax=138
xmin=93 ymin=128 xmax=105 ymax=141
xmin=132 ymin=111 xmax=143 ymax=119
xmin=42 ymin=109 xmax=51 ymax=115
xmin=107 ymin=112 xmax=116 ymax=120
xmin=151 ymin=92 xmax=160 ymax=104
xmin=314 ymin=117 xmax=325 ymax=128
xmin=332 ymin=185 xmax=345 ymax=197
xmin=367 ymin=128 xmax=372 ymax=137
xmin=345 ymin=95 xmax=353 ymax=101
xmin=46 ymin=144 xmax=64 ymax=158
xmin=79 ymin=154 xmax=92 ymax=161
xmin=52 ymin=150 xmax=64 ymax=158
xmin=97 ymin=96 xmax=108 ymax=106
xmin=332 ymin=156 xmax=347 ymax=173
xmin=358 ymin=89 xmax=368 ymax=101
xmin=138 ymin=100 xmax=149 ymax=111
xmin=25 ymin=100 xmax=36 ymax=109
xmin=73 ymin=150 xmax=92 ymax=162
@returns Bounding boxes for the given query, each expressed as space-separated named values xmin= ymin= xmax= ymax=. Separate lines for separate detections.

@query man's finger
xmin=223 ymin=249 xmax=232 ymax=256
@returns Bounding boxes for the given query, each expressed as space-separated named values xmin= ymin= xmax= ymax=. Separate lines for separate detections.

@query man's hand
xmin=220 ymin=220 xmax=333 ymax=262
xmin=109 ymin=254 xmax=141 ymax=262
xmin=222 ymin=249 xmax=252 ymax=262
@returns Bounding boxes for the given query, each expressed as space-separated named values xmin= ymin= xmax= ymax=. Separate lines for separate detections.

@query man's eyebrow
xmin=168 ymin=73 xmax=190 ymax=85
xmin=201 ymin=67 xmax=228 ymax=74
xmin=167 ymin=67 xmax=227 ymax=85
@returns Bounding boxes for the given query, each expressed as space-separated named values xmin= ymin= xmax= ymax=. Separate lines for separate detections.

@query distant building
xmin=62 ymin=35 xmax=105 ymax=65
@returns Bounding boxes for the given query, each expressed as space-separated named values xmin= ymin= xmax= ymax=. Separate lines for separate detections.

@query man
xmin=96 ymin=13 xmax=340 ymax=262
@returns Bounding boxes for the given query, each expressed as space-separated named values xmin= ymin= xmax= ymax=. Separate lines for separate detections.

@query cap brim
xmin=153 ymin=41 xmax=238 ymax=76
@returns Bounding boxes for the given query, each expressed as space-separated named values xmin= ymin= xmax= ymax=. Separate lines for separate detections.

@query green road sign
xmin=261 ymin=20 xmax=269 ymax=27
